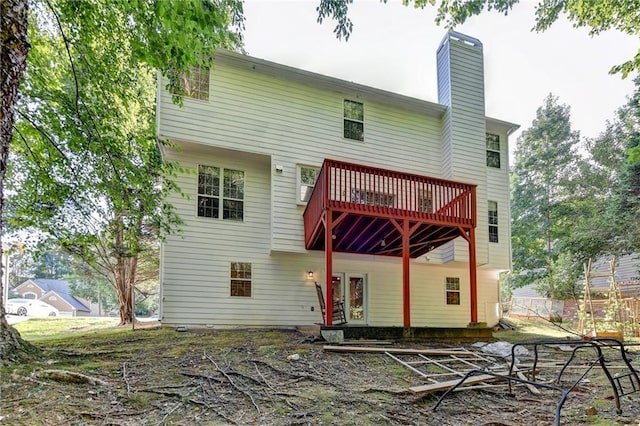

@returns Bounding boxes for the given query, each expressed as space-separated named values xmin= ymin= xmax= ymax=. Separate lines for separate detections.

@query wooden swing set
xmin=578 ymin=257 xmax=640 ymax=340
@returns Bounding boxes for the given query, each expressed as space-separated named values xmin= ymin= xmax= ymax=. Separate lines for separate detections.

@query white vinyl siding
xmin=437 ymin=34 xmax=489 ymax=266
xmin=158 ymin=48 xmax=513 ymax=328
xmin=486 ymin=127 xmax=511 ymax=270
xmin=159 ymin=53 xmax=444 ymax=253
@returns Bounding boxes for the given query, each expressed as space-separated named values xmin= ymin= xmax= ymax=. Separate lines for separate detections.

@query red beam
xmin=402 ymin=219 xmax=411 ymax=327
xmin=468 ymin=227 xmax=478 ymax=323
xmin=325 ymin=211 xmax=333 ymax=326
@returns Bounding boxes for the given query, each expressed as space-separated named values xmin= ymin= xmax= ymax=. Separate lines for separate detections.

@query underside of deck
xmin=303 ymin=159 xmax=480 ymax=328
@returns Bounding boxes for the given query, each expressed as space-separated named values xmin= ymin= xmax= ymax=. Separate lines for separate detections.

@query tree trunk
xmin=113 ymin=255 xmax=138 ymax=325
xmin=0 ymin=0 xmax=37 ymax=362
xmin=112 ymin=228 xmax=138 ymax=326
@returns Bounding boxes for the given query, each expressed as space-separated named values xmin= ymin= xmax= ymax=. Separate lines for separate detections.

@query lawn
xmin=1 ymin=317 xmax=638 ymax=425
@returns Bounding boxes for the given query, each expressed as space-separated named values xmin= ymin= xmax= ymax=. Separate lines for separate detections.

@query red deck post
xmin=468 ymin=226 xmax=478 ymax=323
xmin=402 ymin=219 xmax=411 ymax=327
xmin=325 ymin=213 xmax=333 ymax=326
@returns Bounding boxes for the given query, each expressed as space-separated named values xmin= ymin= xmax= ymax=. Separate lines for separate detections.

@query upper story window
xmin=344 ymin=100 xmax=364 ymax=141
xmin=446 ymin=277 xmax=461 ymax=305
xmin=486 ymin=133 xmax=501 ymax=168
xmin=298 ymin=165 xmax=320 ymax=203
xmin=230 ymin=262 xmax=252 ymax=297
xmin=197 ymin=165 xmax=244 ymax=220
xmin=180 ymin=66 xmax=210 ymax=101
xmin=488 ymin=200 xmax=499 ymax=243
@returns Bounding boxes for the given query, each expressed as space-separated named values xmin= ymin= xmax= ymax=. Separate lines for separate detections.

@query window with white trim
xmin=446 ymin=277 xmax=461 ymax=305
xmin=486 ymin=133 xmax=500 ymax=168
xmin=298 ymin=165 xmax=320 ymax=203
xmin=180 ymin=66 xmax=209 ymax=101
xmin=230 ymin=262 xmax=252 ymax=297
xmin=418 ymin=189 xmax=433 ymax=213
xmin=197 ymin=165 xmax=244 ymax=220
xmin=344 ymin=100 xmax=364 ymax=141
xmin=488 ymin=200 xmax=499 ymax=243
xmin=351 ymin=189 xmax=394 ymax=207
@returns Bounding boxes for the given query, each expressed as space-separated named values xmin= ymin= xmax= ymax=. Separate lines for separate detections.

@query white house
xmin=156 ymin=32 xmax=518 ymax=330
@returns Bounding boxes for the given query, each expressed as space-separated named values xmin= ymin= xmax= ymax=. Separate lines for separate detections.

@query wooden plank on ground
xmin=409 ymin=374 xmax=499 ymax=394
xmin=517 ymin=371 xmax=541 ymax=394
xmin=335 ymin=340 xmax=393 ymax=345
xmin=323 ymin=345 xmax=480 ymax=356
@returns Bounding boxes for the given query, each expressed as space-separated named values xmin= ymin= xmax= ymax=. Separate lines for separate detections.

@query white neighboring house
xmin=157 ymin=32 xmax=518 ymax=329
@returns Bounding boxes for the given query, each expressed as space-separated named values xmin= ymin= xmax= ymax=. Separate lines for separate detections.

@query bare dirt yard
xmin=1 ymin=318 xmax=639 ymax=425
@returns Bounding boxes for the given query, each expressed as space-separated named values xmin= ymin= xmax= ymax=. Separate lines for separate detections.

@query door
xmin=333 ymin=273 xmax=367 ymax=324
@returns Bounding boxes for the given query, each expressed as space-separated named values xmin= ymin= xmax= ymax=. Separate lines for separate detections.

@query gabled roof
xmin=30 ymin=278 xmax=71 ymax=294
xmin=42 ymin=290 xmax=90 ymax=312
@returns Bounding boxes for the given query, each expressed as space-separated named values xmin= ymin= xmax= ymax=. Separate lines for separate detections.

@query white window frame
xmin=180 ymin=66 xmax=210 ymax=101
xmin=418 ymin=189 xmax=433 ymax=213
xmin=488 ymin=200 xmax=499 ymax=243
xmin=297 ymin=164 xmax=321 ymax=205
xmin=486 ymin=133 xmax=501 ymax=168
xmin=343 ymin=99 xmax=364 ymax=141
xmin=351 ymin=188 xmax=394 ymax=207
xmin=445 ymin=277 xmax=461 ymax=305
xmin=230 ymin=262 xmax=252 ymax=297
xmin=197 ymin=165 xmax=245 ymax=221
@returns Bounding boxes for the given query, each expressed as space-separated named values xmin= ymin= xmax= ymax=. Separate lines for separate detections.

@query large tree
xmin=317 ymin=0 xmax=640 ymax=77
xmin=1 ymin=0 xmax=33 ymax=361
xmin=510 ymin=94 xmax=582 ymax=298
xmin=607 ymin=77 xmax=640 ymax=255
xmin=0 ymin=0 xmax=244 ymax=358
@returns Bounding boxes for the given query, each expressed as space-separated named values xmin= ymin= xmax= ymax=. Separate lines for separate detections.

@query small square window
xmin=298 ymin=166 xmax=320 ymax=203
xmin=180 ymin=66 xmax=210 ymax=101
xmin=446 ymin=277 xmax=460 ymax=305
xmin=344 ymin=100 xmax=364 ymax=141
xmin=486 ymin=133 xmax=500 ymax=168
xmin=230 ymin=262 xmax=251 ymax=297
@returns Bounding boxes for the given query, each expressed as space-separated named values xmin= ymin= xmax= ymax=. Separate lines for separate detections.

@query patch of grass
xmin=14 ymin=317 xmax=119 ymax=340
xmin=494 ymin=318 xmax=578 ymax=342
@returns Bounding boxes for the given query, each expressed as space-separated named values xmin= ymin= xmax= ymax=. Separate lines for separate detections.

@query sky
xmin=240 ymin=0 xmax=638 ymax=159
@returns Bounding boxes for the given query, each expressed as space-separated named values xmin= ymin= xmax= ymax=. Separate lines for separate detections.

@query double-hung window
xmin=446 ymin=277 xmax=461 ymax=305
xmin=197 ymin=165 xmax=244 ymax=220
xmin=486 ymin=133 xmax=501 ymax=168
xmin=344 ymin=100 xmax=364 ymax=141
xmin=488 ymin=200 xmax=499 ymax=243
xmin=230 ymin=262 xmax=251 ymax=297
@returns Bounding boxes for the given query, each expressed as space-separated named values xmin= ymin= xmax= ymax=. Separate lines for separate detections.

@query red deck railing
xmin=304 ymin=159 xmax=477 ymax=248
